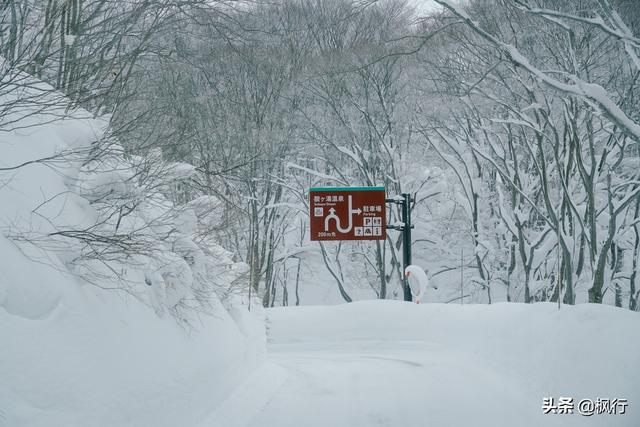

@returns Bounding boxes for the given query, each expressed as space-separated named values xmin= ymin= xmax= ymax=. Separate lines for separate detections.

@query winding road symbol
xmin=324 ymin=195 xmax=362 ymax=233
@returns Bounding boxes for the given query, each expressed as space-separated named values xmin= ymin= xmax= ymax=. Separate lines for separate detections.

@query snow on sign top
xmin=309 ymin=187 xmax=386 ymax=241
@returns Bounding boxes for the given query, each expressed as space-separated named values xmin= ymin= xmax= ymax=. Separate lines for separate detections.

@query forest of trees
xmin=1 ymin=0 xmax=638 ymax=310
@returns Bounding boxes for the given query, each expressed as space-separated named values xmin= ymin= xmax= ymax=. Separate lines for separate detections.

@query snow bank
xmin=0 ymin=80 xmax=264 ymax=426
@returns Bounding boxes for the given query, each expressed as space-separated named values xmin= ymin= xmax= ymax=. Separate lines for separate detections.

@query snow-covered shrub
xmin=67 ymin=138 xmax=251 ymax=322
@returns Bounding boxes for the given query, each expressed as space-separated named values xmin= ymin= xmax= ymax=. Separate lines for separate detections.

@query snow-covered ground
xmin=209 ymin=301 xmax=640 ymax=427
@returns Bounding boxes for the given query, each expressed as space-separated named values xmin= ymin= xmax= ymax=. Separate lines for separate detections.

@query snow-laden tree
xmin=414 ymin=0 xmax=640 ymax=307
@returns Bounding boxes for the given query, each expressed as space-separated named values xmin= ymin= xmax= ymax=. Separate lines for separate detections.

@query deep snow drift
xmin=217 ymin=301 xmax=639 ymax=427
xmin=0 ymin=81 xmax=264 ymax=427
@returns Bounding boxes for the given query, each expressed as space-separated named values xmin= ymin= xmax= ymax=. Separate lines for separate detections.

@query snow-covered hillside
xmin=0 ymin=83 xmax=264 ymax=427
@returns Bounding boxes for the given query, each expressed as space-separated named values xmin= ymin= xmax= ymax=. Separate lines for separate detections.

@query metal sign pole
xmin=386 ymin=193 xmax=414 ymax=302
xmin=403 ymin=193 xmax=412 ymax=268
xmin=402 ymin=193 xmax=413 ymax=302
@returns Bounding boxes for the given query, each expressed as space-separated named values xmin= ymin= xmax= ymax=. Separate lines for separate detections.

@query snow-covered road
xmin=204 ymin=301 xmax=639 ymax=427
xmin=247 ymin=340 xmax=532 ymax=427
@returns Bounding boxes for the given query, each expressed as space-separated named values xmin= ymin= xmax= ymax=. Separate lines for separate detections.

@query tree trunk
xmin=589 ymin=175 xmax=616 ymax=303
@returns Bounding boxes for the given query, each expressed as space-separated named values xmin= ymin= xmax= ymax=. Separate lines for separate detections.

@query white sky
xmin=408 ymin=0 xmax=440 ymax=15
xmin=408 ymin=0 xmax=468 ymax=16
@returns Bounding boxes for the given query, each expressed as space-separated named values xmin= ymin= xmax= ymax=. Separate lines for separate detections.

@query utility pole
xmin=386 ymin=193 xmax=414 ymax=302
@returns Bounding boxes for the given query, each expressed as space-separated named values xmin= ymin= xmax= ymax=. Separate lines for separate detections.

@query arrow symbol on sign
xmin=324 ymin=196 xmax=358 ymax=234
